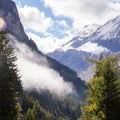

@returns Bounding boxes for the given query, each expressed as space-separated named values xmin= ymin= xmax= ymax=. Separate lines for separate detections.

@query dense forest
xmin=0 ymin=32 xmax=81 ymax=120
xmin=0 ymin=32 xmax=120 ymax=120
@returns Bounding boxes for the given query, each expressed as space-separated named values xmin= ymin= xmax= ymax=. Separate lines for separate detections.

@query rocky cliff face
xmin=0 ymin=0 xmax=41 ymax=52
xmin=0 ymin=0 xmax=27 ymax=41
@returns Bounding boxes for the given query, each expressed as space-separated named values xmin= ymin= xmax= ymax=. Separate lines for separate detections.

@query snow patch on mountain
xmin=91 ymin=15 xmax=120 ymax=40
xmin=62 ymin=43 xmax=74 ymax=52
xmin=64 ymin=24 xmax=100 ymax=47
xmin=77 ymin=41 xmax=110 ymax=55
xmin=76 ymin=24 xmax=100 ymax=39
xmin=61 ymin=24 xmax=100 ymax=52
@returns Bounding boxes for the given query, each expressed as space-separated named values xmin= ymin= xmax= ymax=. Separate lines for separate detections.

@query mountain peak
xmin=112 ymin=15 xmax=120 ymax=23
xmin=91 ymin=15 xmax=120 ymax=40
xmin=61 ymin=24 xmax=100 ymax=51
xmin=76 ymin=24 xmax=100 ymax=39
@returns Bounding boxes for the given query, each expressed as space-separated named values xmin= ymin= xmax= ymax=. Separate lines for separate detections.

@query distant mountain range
xmin=48 ymin=15 xmax=120 ymax=81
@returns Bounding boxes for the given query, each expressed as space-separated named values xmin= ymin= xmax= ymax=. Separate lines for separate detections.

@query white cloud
xmin=18 ymin=5 xmax=53 ymax=34
xmin=14 ymin=0 xmax=120 ymax=53
xmin=77 ymin=41 xmax=110 ymax=55
xmin=16 ymin=4 xmax=75 ymax=53
xmin=27 ymin=32 xmax=74 ymax=53
xmin=9 ymin=35 xmax=75 ymax=95
xmin=43 ymin=0 xmax=120 ymax=29
xmin=17 ymin=55 xmax=74 ymax=95
xmin=27 ymin=32 xmax=59 ymax=53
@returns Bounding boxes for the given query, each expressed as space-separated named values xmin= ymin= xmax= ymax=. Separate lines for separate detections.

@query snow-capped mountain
xmin=74 ymin=24 xmax=100 ymax=39
xmin=48 ymin=15 xmax=120 ymax=81
xmin=90 ymin=15 xmax=120 ymax=52
xmin=91 ymin=15 xmax=120 ymax=40
xmin=62 ymin=24 xmax=100 ymax=52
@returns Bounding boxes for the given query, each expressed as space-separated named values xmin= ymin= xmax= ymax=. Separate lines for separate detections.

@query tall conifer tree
xmin=79 ymin=55 xmax=120 ymax=120
xmin=0 ymin=32 xmax=22 ymax=120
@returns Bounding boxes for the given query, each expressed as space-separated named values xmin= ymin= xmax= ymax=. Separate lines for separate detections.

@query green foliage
xmin=16 ymin=102 xmax=23 ymax=120
xmin=23 ymin=92 xmax=56 ymax=120
xmin=25 ymin=108 xmax=37 ymax=120
xmin=80 ymin=55 xmax=120 ymax=120
xmin=22 ymin=91 xmax=81 ymax=120
xmin=0 ymin=32 xmax=22 ymax=120
xmin=0 ymin=32 xmax=82 ymax=120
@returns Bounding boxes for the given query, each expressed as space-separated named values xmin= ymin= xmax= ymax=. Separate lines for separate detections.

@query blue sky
xmin=13 ymin=0 xmax=120 ymax=53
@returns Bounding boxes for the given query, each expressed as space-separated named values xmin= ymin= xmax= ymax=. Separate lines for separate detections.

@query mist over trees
xmin=0 ymin=32 xmax=81 ymax=120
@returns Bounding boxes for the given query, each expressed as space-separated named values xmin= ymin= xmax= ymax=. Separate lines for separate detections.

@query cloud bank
xmin=27 ymin=32 xmax=72 ymax=53
xmin=18 ymin=5 xmax=53 ymax=34
xmin=17 ymin=5 xmax=74 ymax=53
xmin=43 ymin=0 xmax=120 ymax=29
xmin=9 ymin=35 xmax=75 ymax=95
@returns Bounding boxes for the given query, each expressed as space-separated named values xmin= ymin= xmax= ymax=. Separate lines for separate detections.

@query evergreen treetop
xmin=79 ymin=55 xmax=120 ymax=120
xmin=0 ymin=32 xmax=22 ymax=120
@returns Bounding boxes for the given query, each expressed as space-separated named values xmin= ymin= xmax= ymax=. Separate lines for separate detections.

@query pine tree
xmin=0 ymin=32 xmax=22 ymax=120
xmin=79 ymin=55 xmax=120 ymax=120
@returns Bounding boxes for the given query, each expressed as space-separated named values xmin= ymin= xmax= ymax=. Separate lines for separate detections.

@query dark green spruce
xmin=0 ymin=32 xmax=22 ymax=120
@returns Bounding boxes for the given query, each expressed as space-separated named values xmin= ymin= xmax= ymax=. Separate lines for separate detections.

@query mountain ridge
xmin=62 ymin=24 xmax=100 ymax=51
xmin=48 ymin=15 xmax=120 ymax=81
